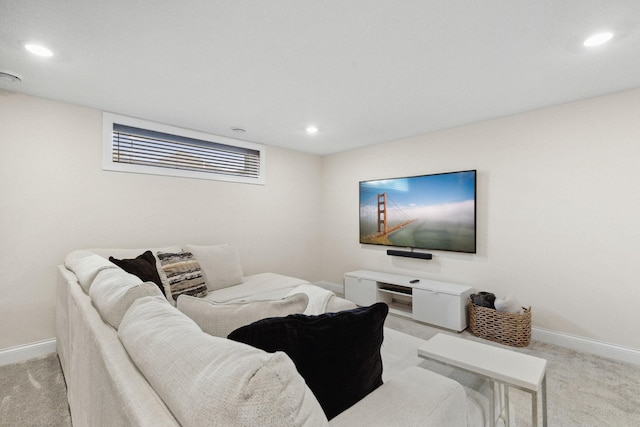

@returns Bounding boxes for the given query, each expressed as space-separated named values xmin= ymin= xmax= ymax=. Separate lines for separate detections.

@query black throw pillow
xmin=109 ymin=251 xmax=164 ymax=294
xmin=227 ymin=302 xmax=388 ymax=420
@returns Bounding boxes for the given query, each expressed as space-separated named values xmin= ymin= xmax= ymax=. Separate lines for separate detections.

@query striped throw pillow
xmin=157 ymin=251 xmax=208 ymax=303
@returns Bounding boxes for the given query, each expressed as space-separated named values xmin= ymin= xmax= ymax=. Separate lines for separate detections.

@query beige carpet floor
xmin=0 ymin=352 xmax=71 ymax=427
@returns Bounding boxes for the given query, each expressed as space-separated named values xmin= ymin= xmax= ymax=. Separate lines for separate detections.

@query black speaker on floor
xmin=386 ymin=250 xmax=432 ymax=260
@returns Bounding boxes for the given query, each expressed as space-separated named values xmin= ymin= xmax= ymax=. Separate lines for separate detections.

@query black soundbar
xmin=386 ymin=249 xmax=433 ymax=260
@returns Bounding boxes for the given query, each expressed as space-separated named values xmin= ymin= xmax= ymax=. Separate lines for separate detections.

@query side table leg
xmin=542 ymin=374 xmax=548 ymax=427
xmin=532 ymin=391 xmax=538 ymax=427
xmin=504 ymin=385 xmax=510 ymax=427
xmin=490 ymin=380 xmax=496 ymax=427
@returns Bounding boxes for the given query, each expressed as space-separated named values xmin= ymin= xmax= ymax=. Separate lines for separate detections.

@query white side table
xmin=417 ymin=333 xmax=547 ymax=427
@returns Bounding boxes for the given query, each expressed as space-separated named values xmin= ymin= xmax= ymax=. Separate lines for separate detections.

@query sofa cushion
xmin=177 ymin=293 xmax=309 ymax=338
xmin=108 ymin=250 xmax=164 ymax=294
xmin=156 ymin=251 xmax=208 ymax=303
xmin=65 ymin=250 xmax=120 ymax=293
xmin=329 ymin=366 xmax=467 ymax=427
xmin=228 ymin=302 xmax=389 ymax=420
xmin=89 ymin=268 xmax=163 ymax=329
xmin=185 ymin=243 xmax=244 ymax=291
xmin=118 ymin=296 xmax=329 ymax=427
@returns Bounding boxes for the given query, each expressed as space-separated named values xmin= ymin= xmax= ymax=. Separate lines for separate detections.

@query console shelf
xmin=344 ymin=270 xmax=474 ymax=332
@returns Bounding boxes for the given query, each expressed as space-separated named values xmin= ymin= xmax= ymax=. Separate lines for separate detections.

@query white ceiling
xmin=1 ymin=1 xmax=639 ymax=155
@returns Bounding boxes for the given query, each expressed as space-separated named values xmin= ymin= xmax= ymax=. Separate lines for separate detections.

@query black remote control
xmin=409 ymin=279 xmax=420 ymax=283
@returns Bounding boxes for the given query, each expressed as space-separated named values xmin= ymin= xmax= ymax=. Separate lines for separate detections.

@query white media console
xmin=344 ymin=270 xmax=474 ymax=332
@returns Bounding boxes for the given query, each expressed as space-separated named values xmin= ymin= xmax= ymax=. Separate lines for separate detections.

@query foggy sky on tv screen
xmin=359 ymin=170 xmax=476 ymax=253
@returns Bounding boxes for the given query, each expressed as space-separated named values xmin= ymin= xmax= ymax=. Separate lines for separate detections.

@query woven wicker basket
xmin=468 ymin=297 xmax=531 ymax=347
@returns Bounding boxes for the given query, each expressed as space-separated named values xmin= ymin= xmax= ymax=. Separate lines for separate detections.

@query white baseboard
xmin=0 ymin=338 xmax=57 ymax=367
xmin=532 ymin=327 xmax=640 ymax=365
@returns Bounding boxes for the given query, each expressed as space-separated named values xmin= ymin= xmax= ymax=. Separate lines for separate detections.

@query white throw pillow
xmin=185 ymin=244 xmax=244 ymax=291
xmin=177 ymin=293 xmax=309 ymax=337
xmin=118 ymin=296 xmax=328 ymax=427
xmin=89 ymin=268 xmax=163 ymax=329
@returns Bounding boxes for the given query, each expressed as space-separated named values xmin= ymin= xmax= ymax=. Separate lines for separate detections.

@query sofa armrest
xmin=329 ymin=366 xmax=466 ymax=427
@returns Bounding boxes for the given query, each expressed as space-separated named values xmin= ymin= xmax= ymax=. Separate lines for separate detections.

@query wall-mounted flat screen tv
xmin=359 ymin=170 xmax=476 ymax=253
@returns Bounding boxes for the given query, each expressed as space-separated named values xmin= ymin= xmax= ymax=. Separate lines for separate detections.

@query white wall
xmin=3 ymin=88 xmax=640 ymax=356
xmin=0 ymin=92 xmax=323 ymax=350
xmin=321 ymin=88 xmax=640 ymax=350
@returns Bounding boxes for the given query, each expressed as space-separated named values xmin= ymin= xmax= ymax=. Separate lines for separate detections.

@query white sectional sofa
xmin=56 ymin=245 xmax=467 ymax=426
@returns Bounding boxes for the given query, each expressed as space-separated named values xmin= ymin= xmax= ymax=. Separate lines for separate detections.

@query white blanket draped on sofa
xmin=286 ymin=284 xmax=335 ymax=315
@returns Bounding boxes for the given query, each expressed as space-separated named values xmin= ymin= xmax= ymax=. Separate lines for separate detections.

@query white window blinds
xmin=103 ymin=113 xmax=265 ymax=184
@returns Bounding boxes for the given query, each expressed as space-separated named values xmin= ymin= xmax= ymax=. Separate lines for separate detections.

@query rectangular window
xmin=103 ymin=113 xmax=265 ymax=184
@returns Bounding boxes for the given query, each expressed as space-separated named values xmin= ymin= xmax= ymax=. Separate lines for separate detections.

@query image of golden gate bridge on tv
xmin=359 ymin=170 xmax=476 ymax=253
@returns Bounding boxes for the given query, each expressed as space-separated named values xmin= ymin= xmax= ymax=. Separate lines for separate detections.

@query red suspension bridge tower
xmin=377 ymin=193 xmax=388 ymax=234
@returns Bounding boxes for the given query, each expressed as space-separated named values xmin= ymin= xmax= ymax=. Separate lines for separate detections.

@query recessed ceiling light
xmin=306 ymin=125 xmax=318 ymax=134
xmin=25 ymin=43 xmax=53 ymax=57
xmin=583 ymin=32 xmax=613 ymax=47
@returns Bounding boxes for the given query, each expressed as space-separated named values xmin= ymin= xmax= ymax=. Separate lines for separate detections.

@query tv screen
xmin=359 ymin=170 xmax=476 ymax=253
